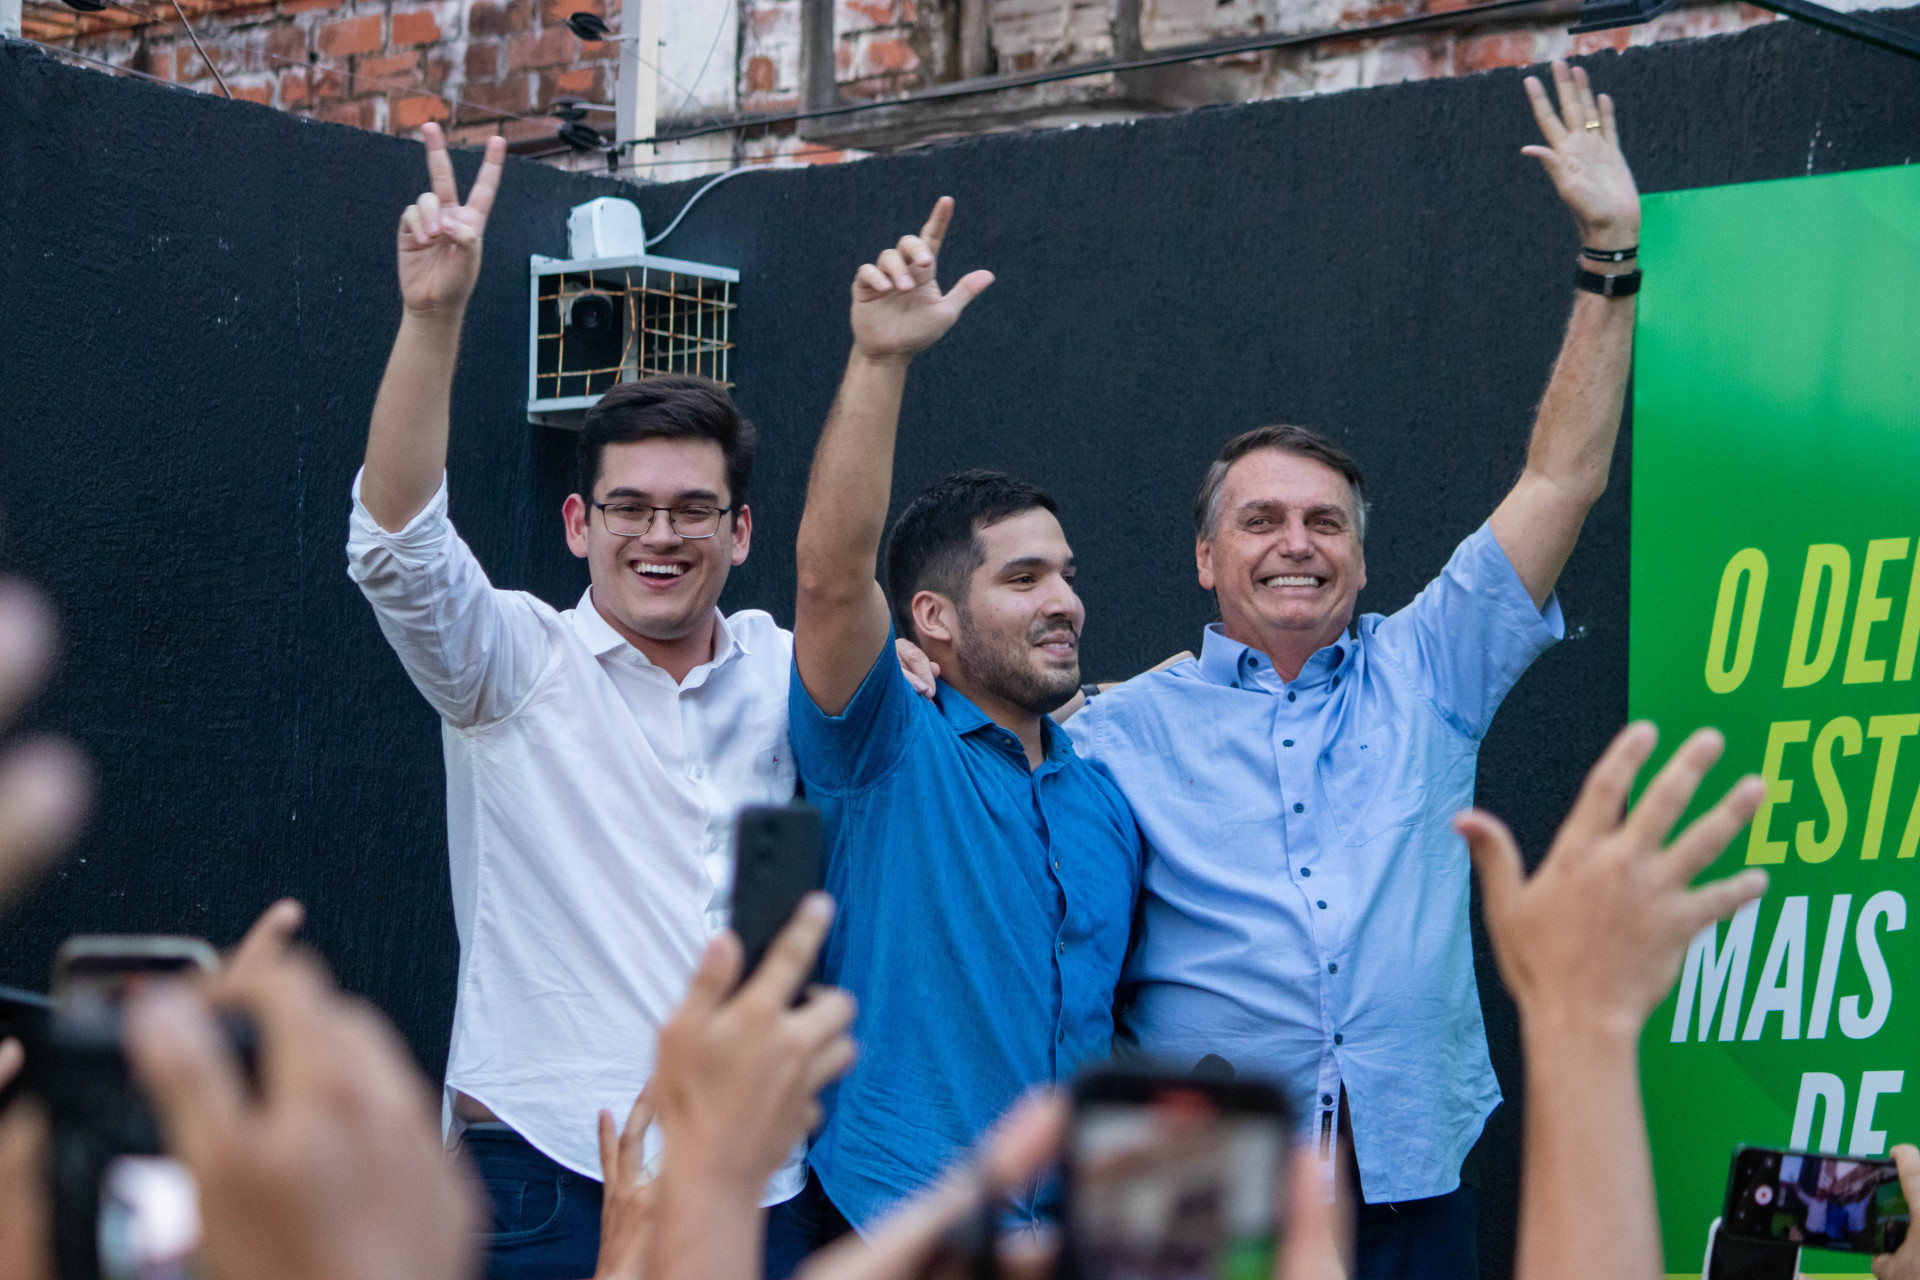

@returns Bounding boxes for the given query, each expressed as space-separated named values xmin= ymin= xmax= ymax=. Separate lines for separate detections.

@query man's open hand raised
xmin=1521 ymin=60 xmax=1640 ymax=252
xmin=850 ymin=197 xmax=994 ymax=361
xmin=397 ymin=124 xmax=506 ymax=319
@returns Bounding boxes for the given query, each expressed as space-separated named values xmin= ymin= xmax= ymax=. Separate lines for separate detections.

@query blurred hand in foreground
xmin=593 ymin=1087 xmax=660 ymax=1280
xmin=126 ymin=947 xmax=483 ymax=1280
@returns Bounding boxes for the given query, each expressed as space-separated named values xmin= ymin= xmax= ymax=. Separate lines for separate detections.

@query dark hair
xmin=1193 ymin=424 xmax=1368 ymax=541
xmin=885 ymin=469 xmax=1059 ymax=643
xmin=576 ymin=376 xmax=758 ymax=508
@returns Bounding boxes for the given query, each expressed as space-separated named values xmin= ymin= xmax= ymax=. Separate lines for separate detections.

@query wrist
xmin=1575 ymin=221 xmax=1641 ymax=253
xmin=848 ymin=346 xmax=915 ymax=371
xmin=400 ymin=302 xmax=468 ymax=330
xmin=1519 ymin=1003 xmax=1643 ymax=1058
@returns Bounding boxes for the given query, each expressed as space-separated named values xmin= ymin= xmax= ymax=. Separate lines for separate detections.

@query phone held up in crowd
xmin=730 ymin=803 xmax=825 ymax=989
xmin=34 ymin=935 xmax=253 ymax=1280
xmin=1722 ymin=1144 xmax=1911 ymax=1255
xmin=1063 ymin=1069 xmax=1294 ymax=1280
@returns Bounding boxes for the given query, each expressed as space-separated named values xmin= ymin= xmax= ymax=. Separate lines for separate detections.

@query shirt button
xmin=1057 ymin=1030 xmax=1065 ymax=1044
xmin=1053 ymin=860 xmax=1061 ymax=870
xmin=1334 ymin=1033 xmax=1345 ymax=1045
xmin=688 ymin=765 xmax=704 ymax=781
xmin=1331 ymin=676 xmax=1341 ymax=688
xmin=1249 ymin=656 xmax=1262 ymax=667
xmin=1293 ymin=802 xmax=1304 ymax=814
xmin=1300 ymin=867 xmax=1312 ymax=878
xmin=1282 ymin=739 xmax=1294 ymax=748
xmin=1328 ymin=963 xmax=1339 ymax=974
xmin=1058 ymin=941 xmax=1067 ymax=954
xmin=1287 ymin=691 xmax=1297 ymax=702
xmin=1316 ymin=900 xmax=1327 ymax=910
xmin=1321 ymin=1093 xmax=1334 ymax=1106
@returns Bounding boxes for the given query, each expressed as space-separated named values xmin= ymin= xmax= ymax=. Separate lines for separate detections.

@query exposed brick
xmin=541 ymin=0 xmax=599 ymax=25
xmin=745 ymin=53 xmax=776 ymax=91
xmin=317 ymin=13 xmax=382 ymax=57
xmin=1569 ymin=26 xmax=1631 ymax=53
xmin=229 ymin=80 xmax=274 ymax=104
xmin=859 ymin=35 xmax=916 ymax=73
xmin=391 ymin=8 xmax=441 ymax=46
xmin=263 ymin=23 xmax=308 ymax=65
xmin=553 ymin=64 xmax=602 ymax=95
xmin=841 ymin=0 xmax=896 ymax=28
xmin=279 ymin=66 xmax=315 ymax=105
xmin=506 ymin=25 xmax=575 ymax=70
xmin=468 ymin=0 xmax=532 ymax=35
xmin=425 ymin=54 xmax=453 ymax=89
xmin=460 ymin=70 xmax=532 ymax=114
xmin=393 ymin=93 xmax=449 ymax=126
xmin=465 ymin=40 xmax=500 ymax=78
xmin=359 ymin=51 xmax=421 ymax=80
xmin=278 ymin=0 xmax=336 ymax=13
xmin=1454 ymin=30 xmax=1534 ymax=70
xmin=318 ymin=97 xmax=378 ymax=127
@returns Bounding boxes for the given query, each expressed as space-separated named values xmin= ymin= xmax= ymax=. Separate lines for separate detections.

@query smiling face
xmin=1197 ymin=447 xmax=1366 ymax=660
xmin=915 ymin=507 xmax=1085 ymax=717
xmin=562 ymin=437 xmax=750 ymax=647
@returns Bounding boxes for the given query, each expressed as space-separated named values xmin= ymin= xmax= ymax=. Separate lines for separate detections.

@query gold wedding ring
xmin=1584 ymin=119 xmax=1602 ymax=130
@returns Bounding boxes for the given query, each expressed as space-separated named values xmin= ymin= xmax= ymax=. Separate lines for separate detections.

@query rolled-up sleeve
xmin=346 ymin=469 xmax=553 ymax=729
xmin=1373 ymin=521 xmax=1565 ymax=740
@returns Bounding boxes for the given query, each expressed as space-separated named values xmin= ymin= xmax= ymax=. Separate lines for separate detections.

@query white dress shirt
xmin=346 ymin=471 xmax=803 ymax=1202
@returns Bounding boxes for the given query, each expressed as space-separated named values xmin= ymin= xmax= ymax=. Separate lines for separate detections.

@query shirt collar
xmin=571 ymin=588 xmax=743 ymax=668
xmin=1197 ymin=622 xmax=1353 ymax=692
xmin=933 ymin=680 xmax=1075 ymax=767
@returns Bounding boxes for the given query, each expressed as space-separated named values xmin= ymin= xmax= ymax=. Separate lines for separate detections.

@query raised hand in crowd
xmin=124 ymin=945 xmax=484 ymax=1280
xmin=1456 ymin=723 xmax=1767 ymax=1280
xmin=794 ymin=1091 xmax=1347 ymax=1280
xmin=362 ymin=124 xmax=507 ymax=533
xmin=592 ymin=1087 xmax=660 ymax=1280
xmin=1873 ymin=1145 xmax=1920 ymax=1280
xmin=646 ymin=893 xmax=857 ymax=1280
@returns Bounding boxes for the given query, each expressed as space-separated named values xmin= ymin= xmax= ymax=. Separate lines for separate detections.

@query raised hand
xmin=1457 ymin=723 xmax=1767 ymax=1037
xmin=396 ymin=123 xmax=507 ymax=318
xmin=593 ymin=1088 xmax=660 ymax=1280
xmin=850 ymin=197 xmax=995 ymax=361
xmin=1521 ymin=61 xmax=1641 ymax=252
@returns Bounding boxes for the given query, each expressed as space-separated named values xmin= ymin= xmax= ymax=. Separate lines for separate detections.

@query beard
xmin=954 ymin=607 xmax=1082 ymax=716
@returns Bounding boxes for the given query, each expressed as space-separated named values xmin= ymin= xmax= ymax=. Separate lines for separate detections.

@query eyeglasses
xmin=591 ymin=501 xmax=734 ymax=539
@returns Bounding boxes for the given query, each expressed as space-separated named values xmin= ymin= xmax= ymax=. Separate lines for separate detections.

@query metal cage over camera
xmin=526 ymin=199 xmax=739 ymax=429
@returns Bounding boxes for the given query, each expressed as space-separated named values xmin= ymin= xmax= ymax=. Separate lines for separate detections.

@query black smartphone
xmin=1064 ymin=1069 xmax=1294 ymax=1280
xmin=1723 ymin=1145 xmax=1911 ymax=1255
xmin=730 ymin=804 xmax=824 ymax=985
xmin=43 ymin=935 xmax=221 ymax=1280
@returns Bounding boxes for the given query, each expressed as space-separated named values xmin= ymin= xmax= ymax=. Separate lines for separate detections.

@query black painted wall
xmin=5 ymin=16 xmax=1920 ymax=1272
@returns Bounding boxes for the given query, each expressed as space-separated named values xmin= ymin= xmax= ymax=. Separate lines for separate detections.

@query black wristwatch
xmin=1080 ymin=683 xmax=1102 ymax=700
xmin=1576 ymin=267 xmax=1642 ymax=298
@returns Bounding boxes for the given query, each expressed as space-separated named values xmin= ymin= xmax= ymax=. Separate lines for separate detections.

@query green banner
xmin=1632 ymin=164 xmax=1920 ymax=1277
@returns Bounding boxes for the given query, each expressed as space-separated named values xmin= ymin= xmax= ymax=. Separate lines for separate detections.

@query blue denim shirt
xmin=790 ymin=634 xmax=1144 ymax=1230
xmin=1066 ymin=522 xmax=1562 ymax=1204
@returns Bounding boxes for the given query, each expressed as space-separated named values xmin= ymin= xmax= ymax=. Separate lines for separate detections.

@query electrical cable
xmin=643 ymin=163 xmax=754 ymax=245
xmin=165 ymin=0 xmax=230 ymax=98
xmin=650 ymin=0 xmax=1558 ymax=143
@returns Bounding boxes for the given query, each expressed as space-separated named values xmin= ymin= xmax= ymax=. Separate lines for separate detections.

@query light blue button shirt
xmin=1066 ymin=522 xmax=1562 ymax=1204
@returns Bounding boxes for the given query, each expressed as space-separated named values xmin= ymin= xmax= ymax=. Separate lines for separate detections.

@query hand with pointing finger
xmin=851 ymin=197 xmax=995 ymax=362
xmin=397 ymin=122 xmax=507 ymax=319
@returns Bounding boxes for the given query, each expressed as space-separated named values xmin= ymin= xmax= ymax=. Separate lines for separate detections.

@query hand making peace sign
xmin=850 ymin=196 xmax=996 ymax=361
xmin=396 ymin=123 xmax=508 ymax=318
xmin=1521 ymin=60 xmax=1642 ymax=251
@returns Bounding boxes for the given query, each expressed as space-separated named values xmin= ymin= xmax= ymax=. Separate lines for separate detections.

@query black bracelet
xmin=1582 ymin=245 xmax=1639 ymax=263
xmin=1575 ymin=267 xmax=1642 ymax=297
xmin=1080 ymin=683 xmax=1102 ymax=700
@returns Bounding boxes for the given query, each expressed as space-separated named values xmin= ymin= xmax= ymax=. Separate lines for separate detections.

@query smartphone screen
xmin=97 ymin=1156 xmax=202 ymax=1280
xmin=1724 ymin=1146 xmax=1911 ymax=1254
xmin=1068 ymin=1078 xmax=1290 ymax=1280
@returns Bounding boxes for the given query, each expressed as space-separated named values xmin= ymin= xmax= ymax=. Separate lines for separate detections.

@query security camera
xmin=563 ymin=291 xmax=619 ymax=340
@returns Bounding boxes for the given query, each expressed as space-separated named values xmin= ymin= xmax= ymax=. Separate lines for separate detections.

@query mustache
xmin=1027 ymin=617 xmax=1080 ymax=645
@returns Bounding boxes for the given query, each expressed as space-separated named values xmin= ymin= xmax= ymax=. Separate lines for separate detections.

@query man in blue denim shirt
xmin=770 ymin=197 xmax=1142 ymax=1256
xmin=1065 ymin=62 xmax=1645 ymax=1280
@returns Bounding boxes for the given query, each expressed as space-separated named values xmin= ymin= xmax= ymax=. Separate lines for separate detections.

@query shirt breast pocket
xmin=1319 ymin=726 xmax=1423 ymax=847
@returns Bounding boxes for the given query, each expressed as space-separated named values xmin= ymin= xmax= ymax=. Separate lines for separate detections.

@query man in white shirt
xmin=347 ymin=126 xmax=818 ymax=1280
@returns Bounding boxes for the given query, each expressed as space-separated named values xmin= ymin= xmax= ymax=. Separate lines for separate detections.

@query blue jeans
xmin=764 ymin=1168 xmax=853 ymax=1280
xmin=460 ymin=1125 xmax=604 ymax=1280
xmin=1353 ymin=1185 xmax=1479 ymax=1280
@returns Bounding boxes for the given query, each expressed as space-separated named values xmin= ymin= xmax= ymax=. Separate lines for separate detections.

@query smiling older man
xmin=1063 ymin=62 xmax=1644 ymax=1280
